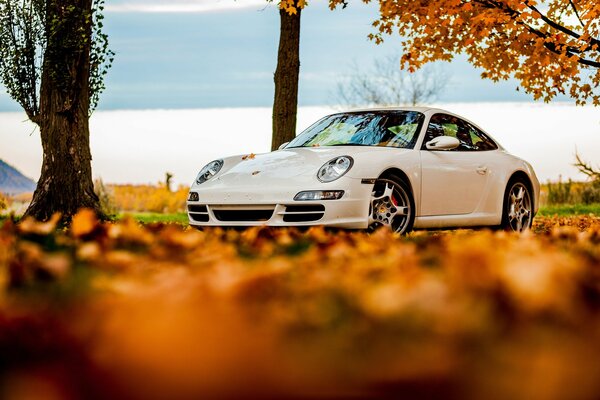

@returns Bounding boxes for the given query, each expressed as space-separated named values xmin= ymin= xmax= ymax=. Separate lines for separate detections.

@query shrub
xmin=110 ymin=184 xmax=189 ymax=213
xmin=94 ymin=179 xmax=118 ymax=217
xmin=546 ymin=177 xmax=574 ymax=205
xmin=581 ymin=180 xmax=600 ymax=205
xmin=575 ymin=153 xmax=600 ymax=204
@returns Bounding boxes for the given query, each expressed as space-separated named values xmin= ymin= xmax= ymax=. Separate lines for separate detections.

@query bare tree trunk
xmin=24 ymin=0 xmax=102 ymax=222
xmin=272 ymin=4 xmax=301 ymax=151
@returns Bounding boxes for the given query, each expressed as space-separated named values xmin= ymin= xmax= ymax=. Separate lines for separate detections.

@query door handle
xmin=476 ymin=166 xmax=488 ymax=175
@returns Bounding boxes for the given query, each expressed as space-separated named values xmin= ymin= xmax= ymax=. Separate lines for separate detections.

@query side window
xmin=463 ymin=122 xmax=498 ymax=151
xmin=422 ymin=113 xmax=461 ymax=150
xmin=423 ymin=114 xmax=498 ymax=151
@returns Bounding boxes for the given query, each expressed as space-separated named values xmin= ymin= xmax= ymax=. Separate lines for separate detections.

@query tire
xmin=368 ymin=174 xmax=415 ymax=234
xmin=501 ymin=179 xmax=533 ymax=232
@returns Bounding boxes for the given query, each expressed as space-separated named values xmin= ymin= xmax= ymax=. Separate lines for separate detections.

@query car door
xmin=419 ymin=114 xmax=495 ymax=216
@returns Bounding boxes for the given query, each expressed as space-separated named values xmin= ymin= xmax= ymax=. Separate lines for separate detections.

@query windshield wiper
xmin=325 ymin=143 xmax=371 ymax=147
xmin=286 ymin=143 xmax=373 ymax=148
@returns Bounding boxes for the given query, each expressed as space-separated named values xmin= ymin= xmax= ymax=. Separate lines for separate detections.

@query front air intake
xmin=213 ymin=209 xmax=274 ymax=222
xmin=282 ymin=205 xmax=325 ymax=222
xmin=188 ymin=204 xmax=209 ymax=222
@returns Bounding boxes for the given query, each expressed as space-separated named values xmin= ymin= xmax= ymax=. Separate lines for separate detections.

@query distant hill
xmin=0 ymin=159 xmax=36 ymax=195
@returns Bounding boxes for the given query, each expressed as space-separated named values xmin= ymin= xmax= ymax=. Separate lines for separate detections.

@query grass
xmin=0 ymin=212 xmax=190 ymax=226
xmin=537 ymin=203 xmax=600 ymax=217
xmin=123 ymin=212 xmax=188 ymax=224
xmin=123 ymin=203 xmax=600 ymax=225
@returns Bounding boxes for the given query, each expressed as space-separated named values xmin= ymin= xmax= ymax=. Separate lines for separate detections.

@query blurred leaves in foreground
xmin=1 ymin=212 xmax=600 ymax=399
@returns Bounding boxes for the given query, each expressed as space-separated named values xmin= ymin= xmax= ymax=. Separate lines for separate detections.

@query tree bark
xmin=24 ymin=0 xmax=102 ymax=222
xmin=272 ymin=4 xmax=301 ymax=151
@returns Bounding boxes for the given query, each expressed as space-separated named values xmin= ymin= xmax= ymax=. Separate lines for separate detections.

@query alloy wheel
xmin=506 ymin=182 xmax=532 ymax=232
xmin=368 ymin=178 xmax=412 ymax=234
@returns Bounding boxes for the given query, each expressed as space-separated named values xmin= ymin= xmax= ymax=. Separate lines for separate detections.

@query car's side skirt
xmin=414 ymin=213 xmax=502 ymax=229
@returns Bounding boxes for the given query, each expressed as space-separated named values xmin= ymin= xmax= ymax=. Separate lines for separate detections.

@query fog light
xmin=294 ymin=190 xmax=344 ymax=201
xmin=188 ymin=192 xmax=199 ymax=202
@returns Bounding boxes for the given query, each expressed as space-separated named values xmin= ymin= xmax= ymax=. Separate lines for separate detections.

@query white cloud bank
xmin=1 ymin=103 xmax=599 ymax=186
xmin=105 ymin=0 xmax=268 ymax=13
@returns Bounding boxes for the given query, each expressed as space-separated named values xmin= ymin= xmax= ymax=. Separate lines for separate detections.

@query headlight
xmin=317 ymin=156 xmax=353 ymax=183
xmin=294 ymin=190 xmax=345 ymax=201
xmin=196 ymin=159 xmax=223 ymax=184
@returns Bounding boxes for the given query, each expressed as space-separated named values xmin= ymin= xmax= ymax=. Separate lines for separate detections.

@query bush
xmin=546 ymin=177 xmax=574 ymax=205
xmin=94 ymin=179 xmax=118 ymax=216
xmin=0 ymin=193 xmax=6 ymax=212
xmin=581 ymin=180 xmax=600 ymax=204
xmin=93 ymin=180 xmax=190 ymax=214
xmin=110 ymin=184 xmax=189 ymax=213
xmin=544 ymin=178 xmax=600 ymax=206
xmin=574 ymin=153 xmax=600 ymax=204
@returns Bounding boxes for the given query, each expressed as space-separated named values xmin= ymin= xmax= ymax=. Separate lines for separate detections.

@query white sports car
xmin=187 ymin=107 xmax=539 ymax=233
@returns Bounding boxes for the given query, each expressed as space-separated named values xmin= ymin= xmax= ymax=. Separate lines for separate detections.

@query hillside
xmin=0 ymin=159 xmax=36 ymax=195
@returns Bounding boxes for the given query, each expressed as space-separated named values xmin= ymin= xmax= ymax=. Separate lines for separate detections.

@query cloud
xmin=105 ymin=0 xmax=269 ymax=13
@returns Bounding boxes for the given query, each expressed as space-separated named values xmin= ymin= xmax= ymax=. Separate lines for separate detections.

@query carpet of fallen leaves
xmin=1 ymin=212 xmax=600 ymax=400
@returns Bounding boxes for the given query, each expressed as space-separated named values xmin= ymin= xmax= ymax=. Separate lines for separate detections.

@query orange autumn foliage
xmin=1 ymin=212 xmax=600 ymax=398
xmin=278 ymin=0 xmax=307 ymax=14
xmin=108 ymin=184 xmax=189 ymax=213
xmin=326 ymin=0 xmax=600 ymax=105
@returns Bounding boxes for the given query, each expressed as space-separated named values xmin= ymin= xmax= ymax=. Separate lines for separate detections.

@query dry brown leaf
xmin=71 ymin=209 xmax=98 ymax=238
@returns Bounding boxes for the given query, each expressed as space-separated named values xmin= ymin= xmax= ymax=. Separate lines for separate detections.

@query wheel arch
xmin=377 ymin=168 xmax=414 ymax=195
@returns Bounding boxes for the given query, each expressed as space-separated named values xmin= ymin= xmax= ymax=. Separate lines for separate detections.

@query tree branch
xmin=568 ymin=0 xmax=585 ymax=28
xmin=475 ymin=0 xmax=600 ymax=69
xmin=577 ymin=57 xmax=600 ymax=68
xmin=526 ymin=3 xmax=600 ymax=48
xmin=575 ymin=152 xmax=600 ymax=179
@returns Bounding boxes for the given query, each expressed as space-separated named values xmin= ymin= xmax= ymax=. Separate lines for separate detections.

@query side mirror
xmin=426 ymin=136 xmax=460 ymax=151
xmin=278 ymin=142 xmax=290 ymax=150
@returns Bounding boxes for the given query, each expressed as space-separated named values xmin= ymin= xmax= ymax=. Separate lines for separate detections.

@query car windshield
xmin=286 ymin=111 xmax=425 ymax=149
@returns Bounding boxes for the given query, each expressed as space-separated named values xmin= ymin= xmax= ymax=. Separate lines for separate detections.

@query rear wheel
xmin=501 ymin=180 xmax=533 ymax=232
xmin=368 ymin=176 xmax=414 ymax=234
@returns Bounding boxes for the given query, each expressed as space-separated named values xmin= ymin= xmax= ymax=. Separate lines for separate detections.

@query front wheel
xmin=501 ymin=180 xmax=533 ymax=232
xmin=368 ymin=176 xmax=415 ymax=234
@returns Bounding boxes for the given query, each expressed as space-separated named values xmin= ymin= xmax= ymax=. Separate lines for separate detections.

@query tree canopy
xmin=326 ymin=0 xmax=600 ymax=105
xmin=0 ymin=0 xmax=113 ymax=123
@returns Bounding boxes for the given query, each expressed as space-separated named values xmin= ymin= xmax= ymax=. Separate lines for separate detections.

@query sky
xmin=0 ymin=0 xmax=538 ymax=111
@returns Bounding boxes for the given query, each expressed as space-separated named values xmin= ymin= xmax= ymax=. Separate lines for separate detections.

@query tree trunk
xmin=272 ymin=4 xmax=301 ymax=151
xmin=24 ymin=0 xmax=102 ymax=222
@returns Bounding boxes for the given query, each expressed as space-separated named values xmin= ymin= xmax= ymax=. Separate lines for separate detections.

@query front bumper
xmin=186 ymin=177 xmax=372 ymax=229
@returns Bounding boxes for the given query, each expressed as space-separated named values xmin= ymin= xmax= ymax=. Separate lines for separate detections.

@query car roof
xmin=340 ymin=106 xmax=447 ymax=114
xmin=329 ymin=106 xmax=505 ymax=150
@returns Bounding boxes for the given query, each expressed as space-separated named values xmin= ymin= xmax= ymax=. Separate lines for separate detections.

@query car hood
xmin=196 ymin=146 xmax=412 ymax=188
